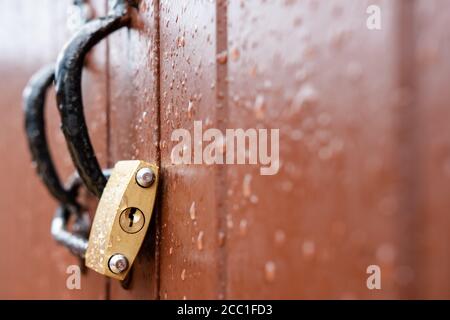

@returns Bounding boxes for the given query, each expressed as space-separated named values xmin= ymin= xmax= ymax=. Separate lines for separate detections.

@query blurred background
xmin=0 ymin=0 xmax=450 ymax=299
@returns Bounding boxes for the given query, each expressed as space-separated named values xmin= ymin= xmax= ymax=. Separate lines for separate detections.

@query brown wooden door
xmin=1 ymin=0 xmax=450 ymax=299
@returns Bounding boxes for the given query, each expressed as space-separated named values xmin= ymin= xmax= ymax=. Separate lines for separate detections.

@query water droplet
xmin=281 ymin=180 xmax=293 ymax=192
xmin=216 ymin=51 xmax=228 ymax=64
xmin=303 ymin=45 xmax=318 ymax=59
xmin=226 ymin=214 xmax=233 ymax=229
xmin=181 ymin=269 xmax=186 ymax=281
xmin=189 ymin=202 xmax=196 ymax=220
xmin=239 ymin=219 xmax=248 ymax=236
xmin=254 ymin=95 xmax=265 ymax=120
xmin=274 ymin=230 xmax=286 ymax=245
xmin=197 ymin=231 xmax=204 ymax=251
xmin=242 ymin=174 xmax=252 ymax=198
xmin=376 ymin=243 xmax=396 ymax=264
xmin=249 ymin=65 xmax=258 ymax=77
xmin=205 ymin=116 xmax=213 ymax=127
xmin=329 ymin=29 xmax=351 ymax=50
xmin=264 ymin=261 xmax=276 ymax=282
xmin=217 ymin=231 xmax=226 ymax=247
xmin=230 ymin=47 xmax=240 ymax=61
xmin=250 ymin=194 xmax=259 ymax=204
xmin=293 ymin=84 xmax=319 ymax=111
xmin=177 ymin=36 xmax=185 ymax=47
xmin=264 ymin=80 xmax=272 ymax=89
xmin=302 ymin=240 xmax=316 ymax=257
xmin=187 ymin=100 xmax=194 ymax=118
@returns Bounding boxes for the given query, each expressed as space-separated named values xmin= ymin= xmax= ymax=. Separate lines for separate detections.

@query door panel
xmin=1 ymin=0 xmax=450 ymax=299
xmin=0 ymin=0 xmax=107 ymax=299
xmin=413 ymin=0 xmax=450 ymax=298
xmin=107 ymin=0 xmax=160 ymax=299
xmin=158 ymin=0 xmax=222 ymax=299
xmin=225 ymin=0 xmax=402 ymax=299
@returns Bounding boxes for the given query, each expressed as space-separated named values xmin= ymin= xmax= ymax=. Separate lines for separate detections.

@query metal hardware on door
xmin=50 ymin=170 xmax=112 ymax=258
xmin=23 ymin=65 xmax=101 ymax=261
xmin=23 ymin=1 xmax=101 ymax=261
xmin=22 ymin=0 xmax=155 ymax=286
xmin=49 ymin=160 xmax=159 ymax=280
xmin=23 ymin=65 xmax=81 ymax=212
xmin=85 ymin=161 xmax=159 ymax=280
xmin=51 ymin=161 xmax=159 ymax=280
xmin=23 ymin=0 xmax=99 ymax=211
xmin=23 ymin=65 xmax=96 ymax=272
xmin=55 ymin=0 xmax=131 ymax=198
xmin=53 ymin=0 xmax=159 ymax=281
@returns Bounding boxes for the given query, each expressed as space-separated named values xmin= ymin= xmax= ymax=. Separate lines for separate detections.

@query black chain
xmin=55 ymin=0 xmax=130 ymax=198
xmin=23 ymin=65 xmax=81 ymax=212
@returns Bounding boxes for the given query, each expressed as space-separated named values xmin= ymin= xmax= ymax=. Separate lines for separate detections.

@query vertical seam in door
xmin=395 ymin=0 xmax=421 ymax=299
xmin=154 ymin=0 xmax=162 ymax=300
xmin=215 ymin=0 xmax=228 ymax=299
xmin=105 ymin=24 xmax=112 ymax=170
xmin=104 ymin=0 xmax=112 ymax=301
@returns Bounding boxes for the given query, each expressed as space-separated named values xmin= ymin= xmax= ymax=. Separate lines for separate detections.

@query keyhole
xmin=119 ymin=207 xmax=145 ymax=234
xmin=128 ymin=208 xmax=137 ymax=227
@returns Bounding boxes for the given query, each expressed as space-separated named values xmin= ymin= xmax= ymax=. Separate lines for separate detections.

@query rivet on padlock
xmin=85 ymin=160 xmax=159 ymax=280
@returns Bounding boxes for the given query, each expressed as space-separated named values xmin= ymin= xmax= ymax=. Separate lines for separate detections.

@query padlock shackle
xmin=51 ymin=169 xmax=112 ymax=258
xmin=55 ymin=1 xmax=130 ymax=198
xmin=51 ymin=206 xmax=89 ymax=258
xmin=23 ymin=65 xmax=81 ymax=211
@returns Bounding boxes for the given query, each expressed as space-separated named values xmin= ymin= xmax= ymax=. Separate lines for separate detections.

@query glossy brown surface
xmin=107 ymin=0 xmax=160 ymax=299
xmin=0 ymin=0 xmax=107 ymax=299
xmin=158 ymin=0 xmax=222 ymax=300
xmin=413 ymin=0 xmax=450 ymax=298
xmin=1 ymin=0 xmax=450 ymax=299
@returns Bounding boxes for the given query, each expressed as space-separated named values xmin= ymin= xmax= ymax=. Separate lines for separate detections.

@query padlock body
xmin=85 ymin=160 xmax=158 ymax=280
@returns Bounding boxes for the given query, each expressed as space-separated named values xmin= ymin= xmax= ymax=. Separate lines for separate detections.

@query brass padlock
xmin=85 ymin=160 xmax=159 ymax=280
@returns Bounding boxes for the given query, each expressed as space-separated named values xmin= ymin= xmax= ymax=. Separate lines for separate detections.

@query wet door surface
xmin=1 ymin=0 xmax=450 ymax=299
